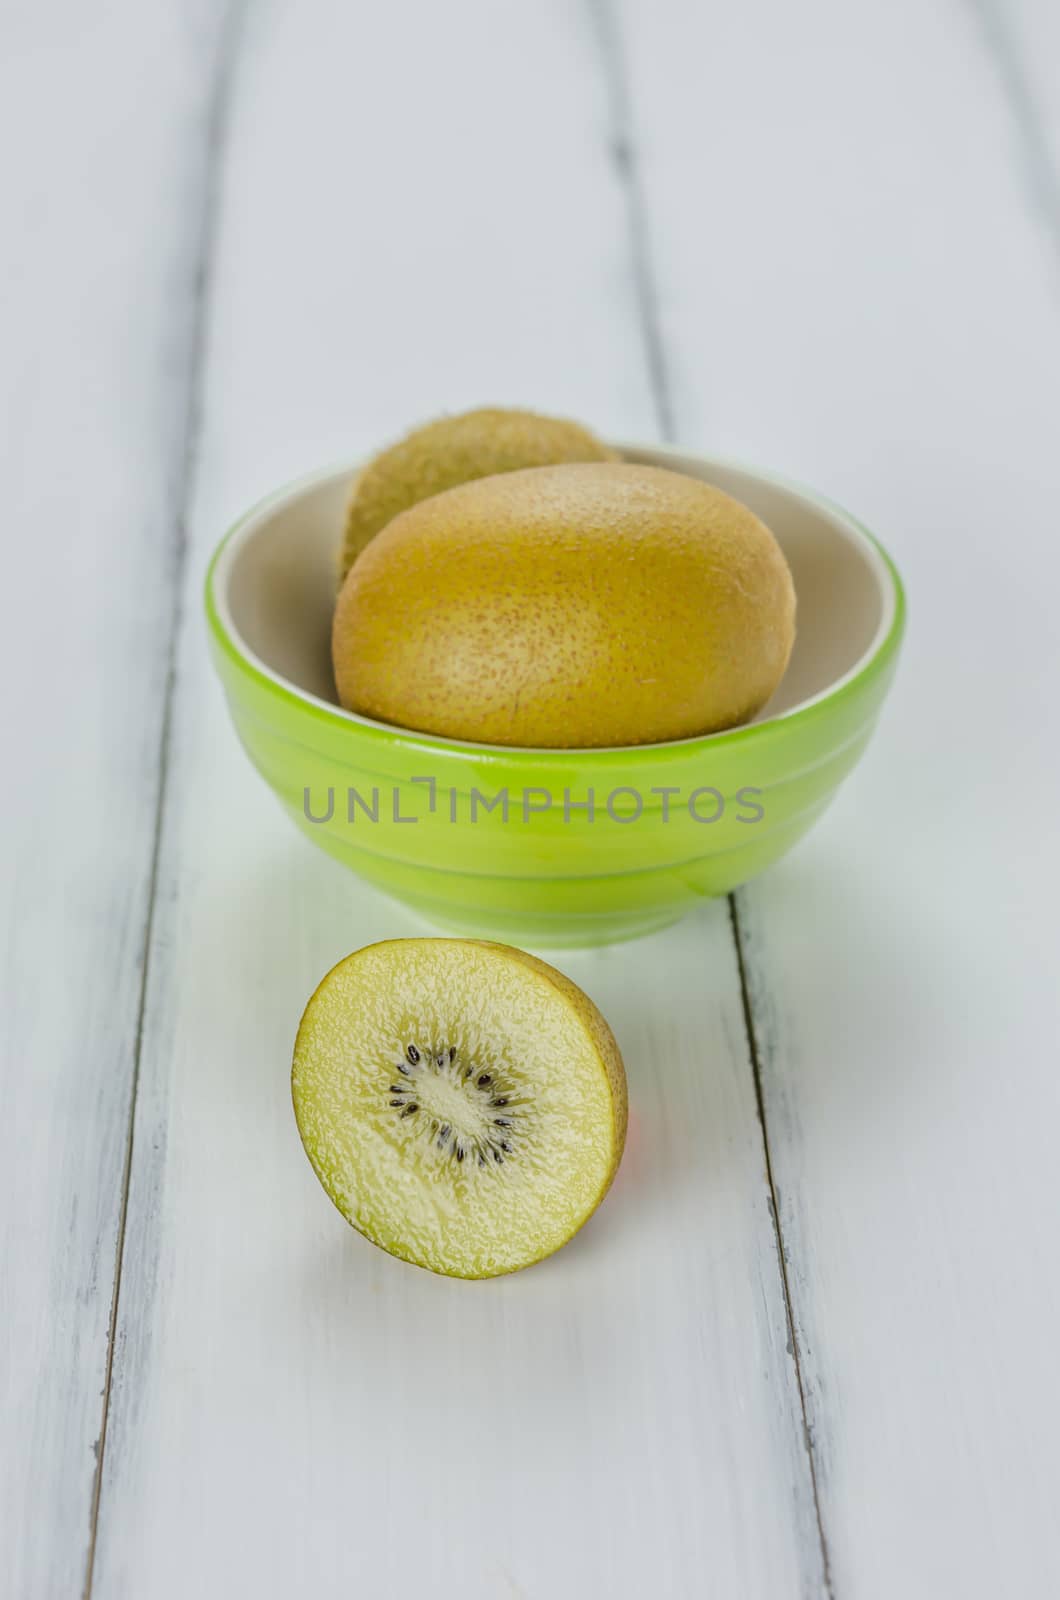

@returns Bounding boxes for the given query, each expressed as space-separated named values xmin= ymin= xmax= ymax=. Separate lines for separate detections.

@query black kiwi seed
xmin=397 ymin=1062 xmax=411 ymax=1077
xmin=401 ymin=1103 xmax=418 ymax=1117
xmin=491 ymin=1096 xmax=509 ymax=1107
xmin=438 ymin=1124 xmax=451 ymax=1143
xmin=406 ymin=1044 xmax=421 ymax=1065
xmin=493 ymin=1148 xmax=504 ymax=1163
xmin=390 ymin=1085 xmax=407 ymax=1094
xmin=388 ymin=1098 xmax=405 ymax=1107
xmin=477 ymin=1074 xmax=492 ymax=1087
xmin=493 ymin=1117 xmax=512 ymax=1127
xmin=456 ymin=1146 xmax=465 ymax=1163
xmin=499 ymin=1140 xmax=512 ymax=1153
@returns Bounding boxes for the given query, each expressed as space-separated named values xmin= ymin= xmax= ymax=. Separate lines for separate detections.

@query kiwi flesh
xmin=339 ymin=406 xmax=617 ymax=578
xmin=333 ymin=460 xmax=796 ymax=748
xmin=292 ymin=939 xmax=627 ymax=1278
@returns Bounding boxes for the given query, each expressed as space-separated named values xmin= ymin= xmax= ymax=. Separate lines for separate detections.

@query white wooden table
xmin=3 ymin=3 xmax=1059 ymax=1595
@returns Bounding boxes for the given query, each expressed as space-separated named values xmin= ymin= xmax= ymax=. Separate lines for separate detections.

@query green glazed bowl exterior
xmin=205 ymin=445 xmax=905 ymax=946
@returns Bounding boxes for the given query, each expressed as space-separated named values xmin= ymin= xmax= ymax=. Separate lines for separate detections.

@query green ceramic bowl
xmin=205 ymin=443 xmax=904 ymax=947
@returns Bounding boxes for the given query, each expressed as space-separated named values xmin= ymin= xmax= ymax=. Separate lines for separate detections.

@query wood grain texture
xmin=615 ymin=0 xmax=1060 ymax=1592
xmin=87 ymin=2 xmax=830 ymax=1596
xmin=967 ymin=0 xmax=1060 ymax=262
xmin=0 ymin=5 xmax=231 ymax=1595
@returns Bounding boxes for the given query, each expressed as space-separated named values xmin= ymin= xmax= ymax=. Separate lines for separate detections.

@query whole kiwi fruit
xmin=338 ymin=406 xmax=617 ymax=578
xmin=332 ymin=461 xmax=796 ymax=749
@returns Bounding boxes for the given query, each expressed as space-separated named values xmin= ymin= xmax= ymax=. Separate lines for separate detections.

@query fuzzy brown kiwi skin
xmin=291 ymin=938 xmax=628 ymax=1279
xmin=333 ymin=461 xmax=795 ymax=749
xmin=335 ymin=466 xmax=364 ymax=583
xmin=339 ymin=407 xmax=619 ymax=580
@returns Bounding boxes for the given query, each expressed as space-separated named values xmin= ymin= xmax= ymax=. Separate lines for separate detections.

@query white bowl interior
xmin=216 ymin=445 xmax=895 ymax=728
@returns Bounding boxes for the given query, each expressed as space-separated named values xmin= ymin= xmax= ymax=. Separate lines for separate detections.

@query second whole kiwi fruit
xmin=339 ymin=406 xmax=617 ymax=579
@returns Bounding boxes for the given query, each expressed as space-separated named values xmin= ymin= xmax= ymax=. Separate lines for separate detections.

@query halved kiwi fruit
xmin=339 ymin=406 xmax=617 ymax=578
xmin=292 ymin=939 xmax=628 ymax=1278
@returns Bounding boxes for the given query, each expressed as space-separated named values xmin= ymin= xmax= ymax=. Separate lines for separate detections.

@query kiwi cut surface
xmin=339 ymin=406 xmax=616 ymax=578
xmin=292 ymin=939 xmax=627 ymax=1278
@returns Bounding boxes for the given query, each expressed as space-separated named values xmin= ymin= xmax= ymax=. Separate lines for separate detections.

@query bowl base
xmin=386 ymin=890 xmax=692 ymax=950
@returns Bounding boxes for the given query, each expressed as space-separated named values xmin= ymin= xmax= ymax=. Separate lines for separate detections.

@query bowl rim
xmin=205 ymin=441 xmax=906 ymax=762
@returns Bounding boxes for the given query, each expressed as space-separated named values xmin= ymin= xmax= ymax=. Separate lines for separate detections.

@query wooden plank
xmin=616 ymin=0 xmax=1060 ymax=1592
xmin=0 ymin=3 xmax=233 ymax=1594
xmin=91 ymin=1 xmax=828 ymax=1595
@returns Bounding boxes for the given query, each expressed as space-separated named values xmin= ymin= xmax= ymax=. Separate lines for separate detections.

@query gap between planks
xmin=729 ymin=898 xmax=836 ymax=1598
xmin=81 ymin=4 xmax=250 ymax=1594
xmin=962 ymin=0 xmax=1060 ymax=267
xmin=585 ymin=0 xmax=835 ymax=1591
